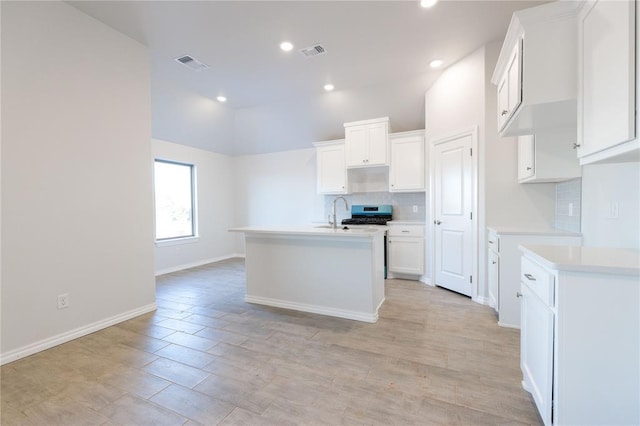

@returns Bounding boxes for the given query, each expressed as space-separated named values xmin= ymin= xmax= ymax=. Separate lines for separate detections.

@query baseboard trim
xmin=474 ymin=295 xmax=491 ymax=305
xmin=498 ymin=321 xmax=521 ymax=329
xmin=245 ymin=295 xmax=379 ymax=323
xmin=155 ymin=254 xmax=243 ymax=276
xmin=0 ymin=303 xmax=157 ymax=366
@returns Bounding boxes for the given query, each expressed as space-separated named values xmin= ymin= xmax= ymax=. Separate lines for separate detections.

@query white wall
xmin=232 ymin=148 xmax=325 ymax=253
xmin=1 ymin=1 xmax=156 ymax=363
xmin=153 ymin=139 xmax=238 ymax=274
xmin=425 ymin=42 xmax=556 ymax=302
xmin=581 ymin=162 xmax=640 ymax=249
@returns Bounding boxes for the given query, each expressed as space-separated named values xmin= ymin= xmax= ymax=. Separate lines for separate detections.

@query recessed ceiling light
xmin=280 ymin=41 xmax=294 ymax=52
xmin=324 ymin=84 xmax=335 ymax=92
xmin=429 ymin=59 xmax=444 ymax=68
xmin=421 ymin=0 xmax=438 ymax=8
xmin=217 ymin=96 xmax=227 ymax=103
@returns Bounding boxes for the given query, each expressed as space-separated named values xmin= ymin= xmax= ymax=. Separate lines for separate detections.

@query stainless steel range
xmin=341 ymin=205 xmax=393 ymax=226
xmin=341 ymin=204 xmax=392 ymax=278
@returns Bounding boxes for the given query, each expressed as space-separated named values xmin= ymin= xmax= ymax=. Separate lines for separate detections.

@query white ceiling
xmin=68 ymin=0 xmax=548 ymax=110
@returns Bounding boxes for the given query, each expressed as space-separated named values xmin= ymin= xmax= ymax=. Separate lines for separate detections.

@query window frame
xmin=153 ymin=159 xmax=198 ymax=244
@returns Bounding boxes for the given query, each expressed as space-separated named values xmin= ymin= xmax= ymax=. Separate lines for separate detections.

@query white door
xmin=433 ymin=133 xmax=473 ymax=297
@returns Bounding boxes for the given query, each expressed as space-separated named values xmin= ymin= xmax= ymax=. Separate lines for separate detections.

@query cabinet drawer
xmin=521 ymin=257 xmax=554 ymax=306
xmin=388 ymin=225 xmax=424 ymax=237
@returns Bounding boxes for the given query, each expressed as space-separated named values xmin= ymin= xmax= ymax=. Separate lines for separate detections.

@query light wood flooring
xmin=1 ymin=258 xmax=542 ymax=425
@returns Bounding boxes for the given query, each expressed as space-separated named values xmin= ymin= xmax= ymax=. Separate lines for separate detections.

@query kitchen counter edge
xmin=519 ymin=244 xmax=640 ymax=276
xmin=229 ymin=225 xmax=385 ymax=238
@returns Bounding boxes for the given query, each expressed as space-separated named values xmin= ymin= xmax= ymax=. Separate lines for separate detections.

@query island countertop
xmin=229 ymin=225 xmax=385 ymax=237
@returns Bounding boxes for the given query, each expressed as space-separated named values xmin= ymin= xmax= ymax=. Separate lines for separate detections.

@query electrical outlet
xmin=57 ymin=293 xmax=69 ymax=309
xmin=568 ymin=203 xmax=574 ymax=217
xmin=412 ymin=205 xmax=418 ymax=213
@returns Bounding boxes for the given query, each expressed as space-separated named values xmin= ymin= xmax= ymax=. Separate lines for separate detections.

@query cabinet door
xmin=366 ymin=122 xmax=389 ymax=166
xmin=521 ymin=284 xmax=554 ymax=426
xmin=506 ymin=40 xmax=522 ymax=119
xmin=317 ymin=145 xmax=347 ymax=194
xmin=388 ymin=237 xmax=424 ymax=275
xmin=497 ymin=75 xmax=510 ymax=130
xmin=488 ymin=250 xmax=499 ymax=310
xmin=390 ymin=135 xmax=425 ymax=192
xmin=578 ymin=0 xmax=636 ymax=158
xmin=345 ymin=126 xmax=369 ymax=167
xmin=517 ymin=135 xmax=535 ymax=180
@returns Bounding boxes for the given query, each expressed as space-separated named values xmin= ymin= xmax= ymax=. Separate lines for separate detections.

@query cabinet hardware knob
xmin=488 ymin=241 xmax=494 ymax=244
xmin=526 ymin=167 xmax=532 ymax=171
xmin=516 ymin=292 xmax=523 ymax=298
xmin=573 ymin=143 xmax=581 ymax=149
xmin=501 ymin=109 xmax=508 ymax=116
xmin=492 ymin=261 xmax=497 ymax=264
xmin=524 ymin=273 xmax=536 ymax=281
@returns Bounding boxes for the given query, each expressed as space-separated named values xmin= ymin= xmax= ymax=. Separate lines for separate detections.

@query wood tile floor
xmin=1 ymin=258 xmax=542 ymax=425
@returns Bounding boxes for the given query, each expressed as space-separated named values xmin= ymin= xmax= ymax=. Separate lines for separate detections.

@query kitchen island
xmin=230 ymin=225 xmax=386 ymax=322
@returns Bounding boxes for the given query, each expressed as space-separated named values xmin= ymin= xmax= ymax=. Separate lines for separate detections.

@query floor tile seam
xmin=141 ymin=357 xmax=213 ymax=387
xmin=100 ymin=392 xmax=189 ymax=424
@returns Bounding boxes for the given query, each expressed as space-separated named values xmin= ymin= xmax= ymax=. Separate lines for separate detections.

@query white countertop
xmin=520 ymin=244 xmax=640 ymax=276
xmin=488 ymin=225 xmax=582 ymax=237
xmin=229 ymin=225 xmax=385 ymax=238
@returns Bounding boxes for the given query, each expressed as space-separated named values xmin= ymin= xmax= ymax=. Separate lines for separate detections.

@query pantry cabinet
xmin=577 ymin=0 xmax=638 ymax=164
xmin=387 ymin=223 xmax=425 ymax=276
xmin=389 ymin=130 xmax=425 ymax=192
xmin=313 ymin=140 xmax=348 ymax=195
xmin=344 ymin=117 xmax=389 ymax=167
xmin=517 ymin=130 xmax=581 ymax=183
xmin=492 ymin=2 xmax=580 ymax=136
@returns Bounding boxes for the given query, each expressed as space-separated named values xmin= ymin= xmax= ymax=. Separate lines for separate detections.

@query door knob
xmin=573 ymin=143 xmax=581 ymax=149
xmin=434 ymin=220 xmax=442 ymax=225
xmin=501 ymin=109 xmax=508 ymax=116
xmin=516 ymin=292 xmax=523 ymax=298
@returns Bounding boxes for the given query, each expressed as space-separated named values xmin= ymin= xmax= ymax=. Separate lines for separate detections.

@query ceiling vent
xmin=174 ymin=55 xmax=209 ymax=71
xmin=298 ymin=44 xmax=327 ymax=58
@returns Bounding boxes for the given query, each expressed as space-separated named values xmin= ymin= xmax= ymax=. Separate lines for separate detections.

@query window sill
xmin=155 ymin=236 xmax=199 ymax=247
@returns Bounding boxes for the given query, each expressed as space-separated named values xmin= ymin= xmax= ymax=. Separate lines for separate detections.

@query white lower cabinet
xmin=387 ymin=223 xmax=424 ymax=276
xmin=486 ymin=227 xmax=581 ymax=328
xmin=520 ymin=257 xmax=555 ymax=425
xmin=520 ymin=246 xmax=640 ymax=426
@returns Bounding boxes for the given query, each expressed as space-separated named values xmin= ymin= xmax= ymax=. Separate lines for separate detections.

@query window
xmin=154 ymin=160 xmax=196 ymax=241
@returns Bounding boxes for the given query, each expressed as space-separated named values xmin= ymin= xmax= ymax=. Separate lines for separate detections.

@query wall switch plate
xmin=412 ymin=205 xmax=418 ymax=213
xmin=57 ymin=293 xmax=69 ymax=309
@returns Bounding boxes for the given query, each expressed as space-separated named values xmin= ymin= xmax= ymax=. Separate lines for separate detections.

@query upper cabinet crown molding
xmin=492 ymin=1 xmax=582 ymax=136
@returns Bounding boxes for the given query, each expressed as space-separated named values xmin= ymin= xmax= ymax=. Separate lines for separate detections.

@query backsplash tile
xmin=555 ymin=179 xmax=581 ymax=233
xmin=324 ymin=192 xmax=426 ymax=223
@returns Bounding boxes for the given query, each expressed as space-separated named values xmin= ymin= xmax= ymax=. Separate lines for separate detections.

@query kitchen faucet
xmin=329 ymin=196 xmax=348 ymax=229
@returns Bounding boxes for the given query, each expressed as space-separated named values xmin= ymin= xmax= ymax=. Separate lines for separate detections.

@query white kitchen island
xmin=230 ymin=225 xmax=386 ymax=323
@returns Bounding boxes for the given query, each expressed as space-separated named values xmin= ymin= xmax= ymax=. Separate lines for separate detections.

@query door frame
xmin=428 ymin=126 xmax=479 ymax=301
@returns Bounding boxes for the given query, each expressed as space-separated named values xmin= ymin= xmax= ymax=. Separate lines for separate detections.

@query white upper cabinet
xmin=577 ymin=0 xmax=638 ymax=164
xmin=497 ymin=41 xmax=523 ymax=131
xmin=492 ymin=2 xmax=580 ymax=136
xmin=313 ymin=140 xmax=348 ymax=195
xmin=518 ymin=129 xmax=582 ymax=183
xmin=344 ymin=117 xmax=389 ymax=167
xmin=389 ymin=130 xmax=425 ymax=192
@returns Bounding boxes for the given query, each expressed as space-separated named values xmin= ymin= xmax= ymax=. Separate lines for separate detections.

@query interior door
xmin=433 ymin=133 xmax=473 ymax=297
